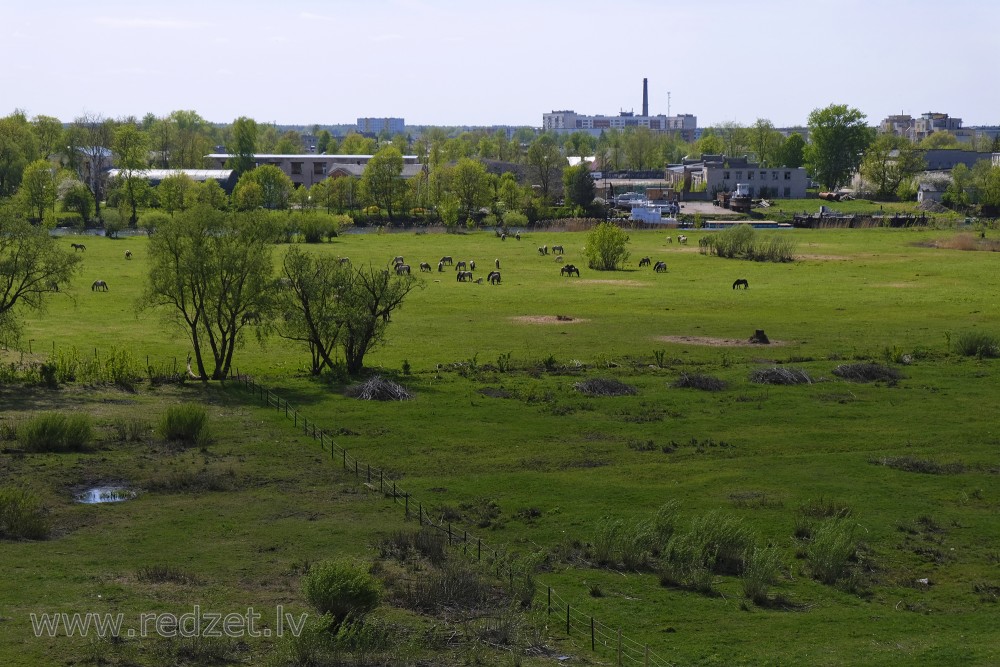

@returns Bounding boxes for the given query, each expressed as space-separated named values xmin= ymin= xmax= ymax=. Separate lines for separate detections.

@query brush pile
xmin=672 ymin=372 xmax=728 ymax=391
xmin=345 ymin=376 xmax=413 ymax=401
xmin=832 ymin=363 xmax=903 ymax=383
xmin=749 ymin=367 xmax=813 ymax=385
xmin=574 ymin=378 xmax=638 ymax=397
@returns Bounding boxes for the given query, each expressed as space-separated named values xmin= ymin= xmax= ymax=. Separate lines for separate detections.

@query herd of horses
xmin=73 ymin=232 xmax=748 ymax=303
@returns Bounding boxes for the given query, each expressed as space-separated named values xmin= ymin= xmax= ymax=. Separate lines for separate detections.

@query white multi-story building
xmin=542 ymin=110 xmax=697 ymax=142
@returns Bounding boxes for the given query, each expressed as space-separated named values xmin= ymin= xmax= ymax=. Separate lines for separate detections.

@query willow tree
xmin=141 ymin=205 xmax=276 ymax=380
xmin=0 ymin=206 xmax=80 ymax=346
xmin=279 ymin=248 xmax=418 ymax=376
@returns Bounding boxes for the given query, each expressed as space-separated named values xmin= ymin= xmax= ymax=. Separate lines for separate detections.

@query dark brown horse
xmin=733 ymin=278 xmax=749 ymax=290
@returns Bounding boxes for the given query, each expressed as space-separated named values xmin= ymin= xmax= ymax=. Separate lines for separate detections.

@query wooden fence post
xmin=591 ymin=618 xmax=595 ymax=651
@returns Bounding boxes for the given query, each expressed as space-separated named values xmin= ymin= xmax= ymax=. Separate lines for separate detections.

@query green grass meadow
xmin=2 ymin=226 xmax=999 ymax=665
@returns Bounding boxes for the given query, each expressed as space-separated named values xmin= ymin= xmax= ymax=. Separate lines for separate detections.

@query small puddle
xmin=76 ymin=486 xmax=137 ymax=504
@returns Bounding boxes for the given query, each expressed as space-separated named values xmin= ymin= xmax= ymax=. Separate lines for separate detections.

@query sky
xmin=3 ymin=0 xmax=998 ymax=130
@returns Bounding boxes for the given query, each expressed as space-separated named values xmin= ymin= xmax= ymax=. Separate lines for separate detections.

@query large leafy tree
xmin=0 ymin=111 xmax=41 ymax=196
xmin=279 ymin=249 xmax=419 ymax=375
xmin=70 ymin=113 xmax=116 ymax=219
xmin=361 ymin=146 xmax=405 ymax=221
xmin=233 ymin=165 xmax=292 ymax=210
xmin=563 ymin=163 xmax=596 ymax=212
xmin=748 ymin=119 xmax=782 ymax=166
xmin=17 ymin=159 xmax=58 ymax=222
xmin=0 ymin=206 xmax=80 ymax=346
xmin=141 ymin=206 xmax=276 ymax=380
xmin=31 ymin=115 xmax=65 ymax=161
xmin=450 ymin=158 xmax=492 ymax=222
xmin=157 ymin=173 xmax=196 ymax=214
xmin=111 ymin=124 xmax=151 ymax=226
xmin=715 ymin=121 xmax=750 ymax=158
xmin=169 ymin=110 xmax=214 ymax=168
xmin=226 ymin=116 xmax=258 ymax=176
xmin=859 ymin=135 xmax=925 ymax=200
xmin=777 ymin=133 xmax=806 ymax=168
xmin=805 ymin=104 xmax=874 ymax=190
xmin=527 ymin=134 xmax=562 ymax=200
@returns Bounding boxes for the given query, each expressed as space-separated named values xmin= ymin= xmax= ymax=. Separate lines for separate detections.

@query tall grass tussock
xmin=158 ymin=405 xmax=209 ymax=446
xmin=19 ymin=413 xmax=93 ymax=452
xmin=0 ymin=487 xmax=50 ymax=540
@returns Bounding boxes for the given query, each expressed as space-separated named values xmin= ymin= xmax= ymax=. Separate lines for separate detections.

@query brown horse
xmin=733 ymin=279 xmax=749 ymax=290
xmin=71 ymin=243 xmax=87 ymax=252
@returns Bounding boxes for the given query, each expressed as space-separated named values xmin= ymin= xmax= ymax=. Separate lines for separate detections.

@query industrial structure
xmin=542 ymin=79 xmax=697 ymax=141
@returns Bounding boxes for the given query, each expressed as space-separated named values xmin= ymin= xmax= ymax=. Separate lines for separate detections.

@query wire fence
xmin=231 ymin=370 xmax=673 ymax=667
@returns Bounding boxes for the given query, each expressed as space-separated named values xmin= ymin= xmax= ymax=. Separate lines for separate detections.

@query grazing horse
xmin=678 ymin=235 xmax=688 ymax=244
xmin=241 ymin=311 xmax=261 ymax=325
xmin=455 ymin=260 xmax=467 ymax=271
xmin=457 ymin=270 xmax=473 ymax=282
xmin=666 ymin=236 xmax=672 ymax=244
xmin=501 ymin=233 xmax=506 ymax=241
xmin=391 ymin=255 xmax=404 ymax=266
xmin=469 ymin=260 xmax=476 ymax=271
xmin=419 ymin=262 xmax=432 ymax=272
xmin=487 ymin=270 xmax=501 ymax=285
xmin=538 ymin=246 xmax=546 ymax=256
xmin=654 ymin=261 xmax=668 ymax=273
xmin=515 ymin=232 xmax=521 ymax=240
xmin=438 ymin=261 xmax=444 ymax=272
xmin=552 ymin=245 xmax=564 ymax=255
xmin=440 ymin=256 xmax=453 ymax=266
xmin=560 ymin=264 xmax=580 ymax=277
xmin=733 ymin=278 xmax=749 ymax=290
xmin=338 ymin=257 xmax=351 ymax=265
xmin=639 ymin=257 xmax=651 ymax=267
xmin=91 ymin=279 xmax=109 ymax=291
xmin=395 ymin=264 xmax=411 ymax=275
xmin=125 ymin=250 xmax=132 ymax=260
xmin=71 ymin=243 xmax=86 ymax=252
xmin=495 ymin=258 xmax=500 ymax=269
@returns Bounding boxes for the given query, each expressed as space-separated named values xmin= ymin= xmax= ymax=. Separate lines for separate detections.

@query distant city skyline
xmin=3 ymin=0 xmax=998 ymax=130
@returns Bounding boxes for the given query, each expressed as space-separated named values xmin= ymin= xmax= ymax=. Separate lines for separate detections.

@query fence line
xmin=230 ymin=369 xmax=672 ymax=667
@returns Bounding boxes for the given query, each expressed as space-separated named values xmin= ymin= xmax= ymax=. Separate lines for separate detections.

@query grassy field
xmin=2 ymin=225 xmax=999 ymax=665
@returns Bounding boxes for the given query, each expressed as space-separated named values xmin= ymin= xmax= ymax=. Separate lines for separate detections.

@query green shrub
xmin=585 ymin=221 xmax=630 ymax=270
xmin=302 ymin=560 xmax=381 ymax=624
xmin=0 ymin=487 xmax=50 ymax=540
xmin=158 ymin=405 xmax=209 ymax=445
xmin=954 ymin=331 xmax=1000 ymax=358
xmin=502 ymin=211 xmax=528 ymax=228
xmin=699 ymin=224 xmax=796 ymax=262
xmin=19 ymin=413 xmax=93 ymax=452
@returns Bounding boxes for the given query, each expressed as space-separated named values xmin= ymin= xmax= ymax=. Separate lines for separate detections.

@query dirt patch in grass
xmin=654 ymin=335 xmax=788 ymax=347
xmin=511 ymin=315 xmax=589 ymax=324
xmin=915 ymin=234 xmax=1000 ymax=252
xmin=878 ymin=282 xmax=920 ymax=288
xmin=571 ymin=279 xmax=645 ymax=286
xmin=796 ymin=254 xmax=849 ymax=261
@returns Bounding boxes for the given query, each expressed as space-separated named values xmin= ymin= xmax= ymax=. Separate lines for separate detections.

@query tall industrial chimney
xmin=642 ymin=78 xmax=649 ymax=117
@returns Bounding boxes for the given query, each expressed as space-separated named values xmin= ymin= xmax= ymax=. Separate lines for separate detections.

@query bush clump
xmin=158 ymin=405 xmax=209 ymax=445
xmin=673 ymin=372 xmax=728 ymax=391
xmin=749 ymin=367 xmax=812 ymax=385
xmin=302 ymin=560 xmax=381 ymax=625
xmin=574 ymin=377 xmax=638 ymax=397
xmin=0 ymin=487 xmax=50 ymax=540
xmin=699 ymin=224 xmax=796 ymax=262
xmin=832 ymin=363 xmax=903 ymax=382
xmin=19 ymin=413 xmax=93 ymax=452
xmin=953 ymin=331 xmax=1000 ymax=358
